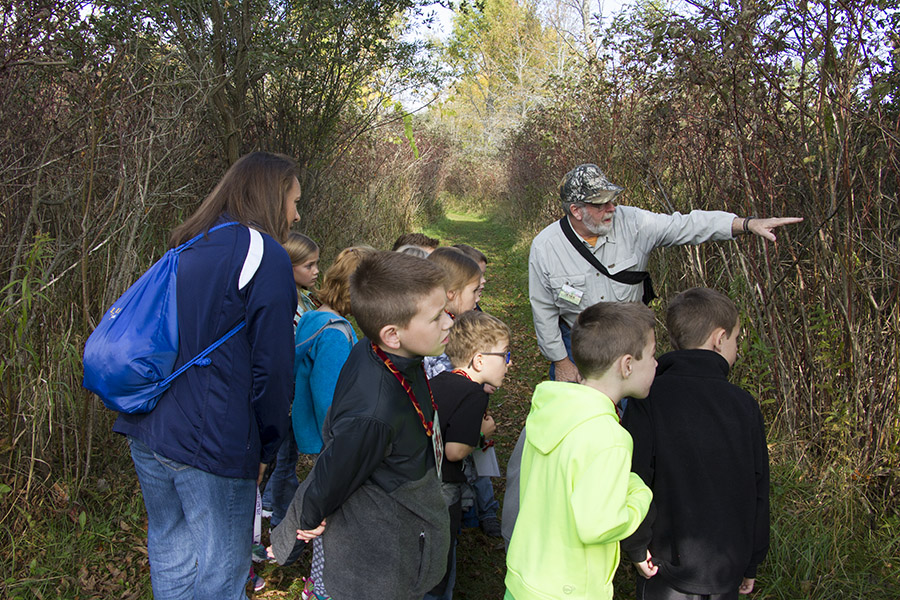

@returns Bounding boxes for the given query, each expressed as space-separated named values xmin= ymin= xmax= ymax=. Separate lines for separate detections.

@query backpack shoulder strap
xmin=239 ymin=228 xmax=264 ymax=290
xmin=557 ymin=217 xmax=656 ymax=304
xmin=297 ymin=316 xmax=354 ymax=348
xmin=157 ymin=226 xmax=261 ymax=389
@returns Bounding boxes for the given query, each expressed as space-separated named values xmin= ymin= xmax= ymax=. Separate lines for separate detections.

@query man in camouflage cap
xmin=528 ymin=163 xmax=802 ymax=383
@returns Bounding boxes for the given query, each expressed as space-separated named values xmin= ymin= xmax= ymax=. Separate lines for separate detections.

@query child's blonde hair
xmin=445 ymin=311 xmax=511 ymax=369
xmin=317 ymin=245 xmax=376 ymax=316
xmin=427 ymin=247 xmax=481 ymax=294
xmin=283 ymin=232 xmax=319 ymax=266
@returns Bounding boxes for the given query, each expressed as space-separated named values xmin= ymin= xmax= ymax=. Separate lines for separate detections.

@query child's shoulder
xmin=430 ymin=370 xmax=482 ymax=395
xmin=331 ymin=343 xmax=406 ymax=417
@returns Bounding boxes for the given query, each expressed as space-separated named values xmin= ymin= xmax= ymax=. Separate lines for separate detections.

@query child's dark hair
xmin=572 ymin=302 xmax=655 ymax=378
xmin=666 ymin=287 xmax=739 ymax=350
xmin=350 ymin=251 xmax=447 ymax=342
xmin=391 ymin=232 xmax=440 ymax=252
xmin=452 ymin=243 xmax=487 ymax=266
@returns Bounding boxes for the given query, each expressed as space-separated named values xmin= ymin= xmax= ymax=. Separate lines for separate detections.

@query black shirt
xmin=300 ymin=339 xmax=438 ymax=529
xmin=431 ymin=371 xmax=489 ymax=483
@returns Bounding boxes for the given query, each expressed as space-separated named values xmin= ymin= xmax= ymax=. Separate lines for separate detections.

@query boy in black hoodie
xmin=622 ymin=287 xmax=770 ymax=599
xmin=269 ymin=252 xmax=452 ymax=600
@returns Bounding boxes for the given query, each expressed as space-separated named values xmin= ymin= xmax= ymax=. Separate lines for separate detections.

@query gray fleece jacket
xmin=270 ymin=340 xmax=450 ymax=599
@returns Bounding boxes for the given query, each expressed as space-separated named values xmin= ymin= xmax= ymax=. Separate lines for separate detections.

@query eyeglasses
xmin=481 ymin=350 xmax=511 ymax=364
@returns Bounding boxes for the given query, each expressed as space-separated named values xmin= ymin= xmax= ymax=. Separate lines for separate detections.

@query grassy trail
xmin=420 ymin=212 xmax=546 ymax=599
xmin=12 ymin=210 xmax=898 ymax=599
xmin=10 ymin=211 xmax=898 ymax=600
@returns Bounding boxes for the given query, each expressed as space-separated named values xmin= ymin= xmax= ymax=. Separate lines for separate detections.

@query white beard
xmin=582 ymin=211 xmax=613 ymax=236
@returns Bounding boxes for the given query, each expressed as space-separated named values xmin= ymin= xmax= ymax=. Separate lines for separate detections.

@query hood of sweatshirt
xmin=655 ymin=348 xmax=731 ymax=380
xmin=525 ymin=381 xmax=618 ymax=455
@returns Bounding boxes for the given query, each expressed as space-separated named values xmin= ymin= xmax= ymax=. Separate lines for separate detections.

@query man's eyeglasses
xmin=481 ymin=350 xmax=511 ymax=364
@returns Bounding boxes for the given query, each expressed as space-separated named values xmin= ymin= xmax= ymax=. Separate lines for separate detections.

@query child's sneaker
xmin=247 ymin=567 xmax=266 ymax=593
xmin=251 ymin=543 xmax=271 ymax=563
xmin=299 ymin=577 xmax=332 ymax=600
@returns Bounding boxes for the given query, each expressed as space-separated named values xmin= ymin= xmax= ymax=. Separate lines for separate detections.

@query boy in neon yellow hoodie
xmin=505 ymin=302 xmax=656 ymax=600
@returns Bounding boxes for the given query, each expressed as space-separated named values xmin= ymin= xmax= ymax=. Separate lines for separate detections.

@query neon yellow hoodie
xmin=505 ymin=381 xmax=652 ymax=600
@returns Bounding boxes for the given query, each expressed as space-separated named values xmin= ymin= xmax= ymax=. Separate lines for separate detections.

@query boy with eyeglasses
xmin=424 ymin=310 xmax=512 ymax=600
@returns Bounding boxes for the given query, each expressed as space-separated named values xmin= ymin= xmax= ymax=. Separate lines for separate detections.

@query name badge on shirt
xmin=432 ymin=411 xmax=443 ymax=480
xmin=558 ymin=283 xmax=584 ymax=306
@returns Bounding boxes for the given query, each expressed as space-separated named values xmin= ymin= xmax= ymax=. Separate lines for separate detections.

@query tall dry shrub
xmin=1 ymin=1 xmax=444 ymax=505
xmin=501 ymin=0 xmax=899 ymax=506
xmin=298 ymin=119 xmax=450 ymax=260
xmin=0 ymin=3 xmax=215 ymax=501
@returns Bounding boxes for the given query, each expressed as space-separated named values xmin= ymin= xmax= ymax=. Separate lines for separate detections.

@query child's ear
xmin=618 ymin=354 xmax=634 ymax=379
xmin=711 ymin=327 xmax=728 ymax=352
xmin=446 ymin=289 xmax=458 ymax=302
xmin=378 ymin=324 xmax=402 ymax=351
xmin=470 ymin=352 xmax=484 ymax=373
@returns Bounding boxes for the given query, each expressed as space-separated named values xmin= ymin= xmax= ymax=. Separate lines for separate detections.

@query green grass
xmin=1 ymin=450 xmax=152 ymax=600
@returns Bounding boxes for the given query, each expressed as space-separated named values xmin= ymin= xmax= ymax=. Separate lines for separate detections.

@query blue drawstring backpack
xmin=82 ymin=222 xmax=263 ymax=413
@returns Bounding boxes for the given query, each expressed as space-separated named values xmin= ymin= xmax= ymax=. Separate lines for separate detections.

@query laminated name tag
xmin=558 ymin=283 xmax=584 ymax=306
xmin=432 ymin=412 xmax=443 ymax=480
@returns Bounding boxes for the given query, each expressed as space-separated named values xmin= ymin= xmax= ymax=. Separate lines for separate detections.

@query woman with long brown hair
xmin=114 ymin=152 xmax=301 ymax=599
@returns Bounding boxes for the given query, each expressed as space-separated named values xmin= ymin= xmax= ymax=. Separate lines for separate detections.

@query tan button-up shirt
xmin=528 ymin=206 xmax=735 ymax=362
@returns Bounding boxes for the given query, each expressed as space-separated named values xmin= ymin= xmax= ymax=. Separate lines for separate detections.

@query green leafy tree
xmin=438 ymin=0 xmax=562 ymax=153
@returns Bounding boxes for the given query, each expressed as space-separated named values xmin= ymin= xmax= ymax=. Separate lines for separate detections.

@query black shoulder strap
xmin=558 ymin=217 xmax=656 ymax=305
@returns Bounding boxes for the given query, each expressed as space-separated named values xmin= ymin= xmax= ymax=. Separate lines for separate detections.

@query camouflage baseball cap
xmin=559 ymin=164 xmax=624 ymax=205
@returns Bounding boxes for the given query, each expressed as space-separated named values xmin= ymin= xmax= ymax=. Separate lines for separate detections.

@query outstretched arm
xmin=732 ymin=216 xmax=803 ymax=241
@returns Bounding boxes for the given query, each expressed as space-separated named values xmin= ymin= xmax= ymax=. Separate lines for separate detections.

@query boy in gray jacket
xmin=270 ymin=252 xmax=453 ymax=600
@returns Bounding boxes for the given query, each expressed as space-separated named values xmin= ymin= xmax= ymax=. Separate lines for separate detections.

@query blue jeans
xmin=473 ymin=475 xmax=498 ymax=521
xmin=422 ymin=541 xmax=456 ymax=600
xmin=129 ymin=436 xmax=256 ymax=600
xmin=260 ymin=424 xmax=299 ymax=527
xmin=548 ymin=320 xmax=574 ymax=381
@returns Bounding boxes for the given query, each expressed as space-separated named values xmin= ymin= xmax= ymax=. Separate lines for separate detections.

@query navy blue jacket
xmin=114 ymin=220 xmax=296 ymax=479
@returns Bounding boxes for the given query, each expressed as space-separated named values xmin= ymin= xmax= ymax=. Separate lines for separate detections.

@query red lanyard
xmin=450 ymin=368 xmax=471 ymax=380
xmin=371 ymin=342 xmax=439 ymax=437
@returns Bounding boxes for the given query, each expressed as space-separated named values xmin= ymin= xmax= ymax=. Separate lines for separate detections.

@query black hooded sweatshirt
xmin=621 ymin=349 xmax=770 ymax=594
